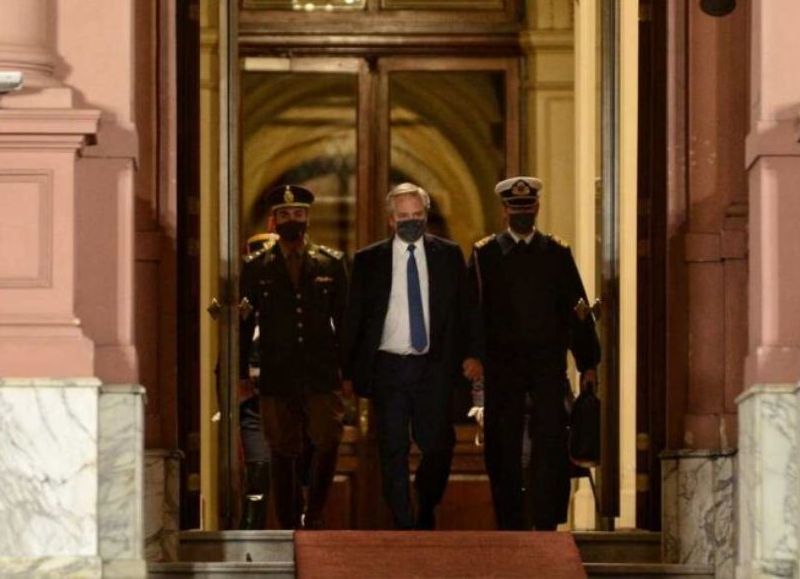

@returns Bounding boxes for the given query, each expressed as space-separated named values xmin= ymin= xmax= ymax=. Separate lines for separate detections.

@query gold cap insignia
xmin=512 ymin=181 xmax=531 ymax=196
xmin=284 ymin=186 xmax=295 ymax=204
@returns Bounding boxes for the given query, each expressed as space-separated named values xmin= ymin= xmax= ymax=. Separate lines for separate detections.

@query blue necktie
xmin=407 ymin=244 xmax=428 ymax=352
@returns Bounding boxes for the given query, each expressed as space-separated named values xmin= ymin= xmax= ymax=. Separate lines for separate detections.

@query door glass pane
xmin=243 ymin=0 xmax=366 ymax=11
xmin=388 ymin=71 xmax=506 ymax=255
xmin=241 ymin=71 xmax=357 ymax=256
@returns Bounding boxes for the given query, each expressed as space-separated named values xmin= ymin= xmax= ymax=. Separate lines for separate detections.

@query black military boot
xmin=239 ymin=461 xmax=270 ymax=530
xmin=271 ymin=454 xmax=301 ymax=529
xmin=303 ymin=448 xmax=338 ymax=529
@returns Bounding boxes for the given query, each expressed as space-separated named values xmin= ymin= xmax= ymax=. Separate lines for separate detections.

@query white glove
xmin=467 ymin=406 xmax=485 ymax=446
xmin=467 ymin=406 xmax=484 ymax=428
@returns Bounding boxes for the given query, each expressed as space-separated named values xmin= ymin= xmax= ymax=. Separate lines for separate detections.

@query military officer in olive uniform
xmin=239 ymin=185 xmax=348 ymax=530
xmin=468 ymin=177 xmax=600 ymax=531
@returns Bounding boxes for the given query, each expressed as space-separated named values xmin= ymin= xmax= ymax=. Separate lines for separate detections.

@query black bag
xmin=568 ymin=389 xmax=601 ymax=469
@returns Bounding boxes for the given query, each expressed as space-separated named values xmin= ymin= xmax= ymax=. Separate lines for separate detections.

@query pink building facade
xmin=0 ymin=0 xmax=799 ymax=576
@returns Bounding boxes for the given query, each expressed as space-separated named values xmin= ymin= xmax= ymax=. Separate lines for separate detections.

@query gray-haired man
xmin=343 ymin=182 xmax=484 ymax=529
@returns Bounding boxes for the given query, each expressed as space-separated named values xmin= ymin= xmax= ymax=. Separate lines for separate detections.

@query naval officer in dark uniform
xmin=239 ymin=184 xmax=348 ymax=529
xmin=468 ymin=176 xmax=600 ymax=531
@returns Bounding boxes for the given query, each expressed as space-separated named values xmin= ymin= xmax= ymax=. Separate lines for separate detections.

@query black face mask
xmin=276 ymin=220 xmax=307 ymax=242
xmin=396 ymin=218 xmax=426 ymax=243
xmin=509 ymin=212 xmax=535 ymax=236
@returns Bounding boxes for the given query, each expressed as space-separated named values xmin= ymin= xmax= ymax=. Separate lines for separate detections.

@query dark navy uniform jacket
xmin=468 ymin=230 xmax=600 ymax=378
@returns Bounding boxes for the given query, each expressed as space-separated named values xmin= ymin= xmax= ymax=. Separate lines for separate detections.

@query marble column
xmin=736 ymin=385 xmax=798 ymax=578
xmin=0 ymin=2 xmax=145 ymax=578
xmin=0 ymin=379 xmax=102 ymax=576
xmin=145 ymin=450 xmax=181 ymax=562
xmin=0 ymin=380 xmax=146 ymax=578
xmin=738 ymin=0 xmax=800 ymax=576
xmin=661 ymin=450 xmax=736 ymax=578
xmin=98 ymin=385 xmax=147 ymax=577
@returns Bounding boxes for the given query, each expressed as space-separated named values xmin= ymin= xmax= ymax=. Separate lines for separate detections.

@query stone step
xmin=179 ymin=531 xmax=295 ymax=564
xmin=178 ymin=530 xmax=662 ymax=565
xmin=585 ymin=563 xmax=714 ymax=578
xmin=573 ymin=530 xmax=662 ymax=563
xmin=148 ymin=562 xmax=295 ymax=578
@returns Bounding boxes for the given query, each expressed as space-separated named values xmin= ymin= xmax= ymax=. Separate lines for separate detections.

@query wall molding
xmin=0 ymin=169 xmax=53 ymax=288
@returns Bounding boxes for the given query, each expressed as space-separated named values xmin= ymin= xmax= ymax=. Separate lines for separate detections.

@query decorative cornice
xmin=0 ymin=109 xmax=100 ymax=145
xmin=745 ymin=118 xmax=800 ymax=169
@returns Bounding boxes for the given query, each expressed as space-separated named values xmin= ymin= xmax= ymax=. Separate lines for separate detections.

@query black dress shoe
xmin=416 ymin=510 xmax=436 ymax=530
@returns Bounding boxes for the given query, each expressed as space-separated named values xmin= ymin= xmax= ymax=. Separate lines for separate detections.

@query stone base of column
xmin=661 ymin=449 xmax=737 ymax=578
xmin=735 ymin=559 xmax=796 ymax=579
xmin=0 ymin=556 xmax=103 ymax=578
xmin=736 ymin=383 xmax=800 ymax=579
xmin=0 ymin=379 xmax=146 ymax=579
xmin=145 ymin=450 xmax=182 ymax=562
xmin=103 ymin=558 xmax=148 ymax=579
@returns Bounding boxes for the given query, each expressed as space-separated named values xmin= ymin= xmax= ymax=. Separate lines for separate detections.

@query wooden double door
xmin=219 ymin=54 xmax=522 ymax=530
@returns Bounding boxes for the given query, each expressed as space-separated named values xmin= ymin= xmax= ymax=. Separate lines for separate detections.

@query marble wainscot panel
xmin=98 ymin=384 xmax=147 ymax=578
xmin=145 ymin=449 xmax=182 ymax=562
xmin=662 ymin=448 xmax=737 ymax=578
xmin=736 ymin=384 xmax=799 ymax=579
xmin=0 ymin=378 xmax=103 ymax=577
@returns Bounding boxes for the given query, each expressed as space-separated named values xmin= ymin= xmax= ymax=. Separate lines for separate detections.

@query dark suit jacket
xmin=343 ymin=234 xmax=483 ymax=398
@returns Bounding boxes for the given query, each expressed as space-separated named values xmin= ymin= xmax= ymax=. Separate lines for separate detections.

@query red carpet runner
xmin=295 ymin=531 xmax=587 ymax=578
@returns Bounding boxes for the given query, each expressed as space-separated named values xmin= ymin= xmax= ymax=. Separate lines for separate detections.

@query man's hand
xmin=580 ymin=368 xmax=598 ymax=394
xmin=340 ymin=379 xmax=355 ymax=399
xmin=462 ymin=357 xmax=484 ymax=383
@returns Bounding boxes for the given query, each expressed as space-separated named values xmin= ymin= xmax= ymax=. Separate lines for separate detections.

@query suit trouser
xmin=260 ymin=392 xmax=343 ymax=529
xmin=372 ymin=352 xmax=455 ymax=529
xmin=484 ymin=365 xmax=571 ymax=530
xmin=241 ymin=395 xmax=269 ymax=463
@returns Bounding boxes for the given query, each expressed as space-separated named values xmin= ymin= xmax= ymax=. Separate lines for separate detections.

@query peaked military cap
xmin=265 ymin=184 xmax=315 ymax=211
xmin=494 ymin=176 xmax=542 ymax=208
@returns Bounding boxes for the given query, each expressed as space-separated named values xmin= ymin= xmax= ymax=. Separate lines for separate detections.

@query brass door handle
xmin=207 ymin=298 xmax=222 ymax=319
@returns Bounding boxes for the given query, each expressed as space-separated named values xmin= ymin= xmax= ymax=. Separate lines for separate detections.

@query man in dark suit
xmin=344 ymin=182 xmax=484 ymax=530
xmin=468 ymin=176 xmax=601 ymax=531
xmin=239 ymin=184 xmax=348 ymax=530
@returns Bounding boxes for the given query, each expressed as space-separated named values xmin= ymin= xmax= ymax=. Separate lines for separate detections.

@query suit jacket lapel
xmin=376 ymin=238 xmax=393 ymax=319
xmin=423 ymin=234 xmax=442 ymax=338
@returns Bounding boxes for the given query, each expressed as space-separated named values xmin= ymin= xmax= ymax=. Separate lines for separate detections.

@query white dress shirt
xmin=507 ymin=227 xmax=535 ymax=245
xmin=379 ymin=235 xmax=430 ymax=355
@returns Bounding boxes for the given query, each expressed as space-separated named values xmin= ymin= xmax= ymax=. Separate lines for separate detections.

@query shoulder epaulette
xmin=318 ymin=245 xmax=344 ymax=260
xmin=549 ymin=235 xmax=569 ymax=249
xmin=474 ymin=234 xmax=496 ymax=249
xmin=243 ymin=247 xmax=267 ymax=263
xmin=243 ymin=237 xmax=276 ymax=263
